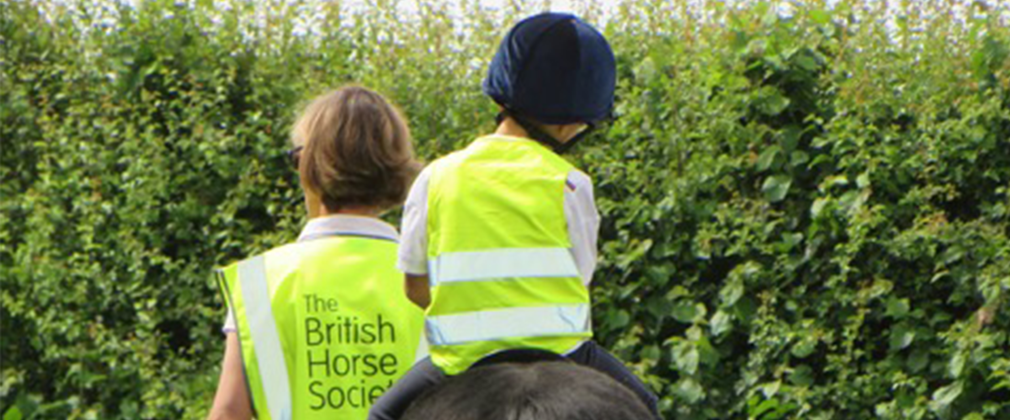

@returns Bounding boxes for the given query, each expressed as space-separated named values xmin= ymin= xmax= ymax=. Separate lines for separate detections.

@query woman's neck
xmin=317 ymin=205 xmax=382 ymax=218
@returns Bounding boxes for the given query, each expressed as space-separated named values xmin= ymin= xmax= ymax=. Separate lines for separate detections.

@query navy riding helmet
xmin=483 ymin=12 xmax=616 ymax=126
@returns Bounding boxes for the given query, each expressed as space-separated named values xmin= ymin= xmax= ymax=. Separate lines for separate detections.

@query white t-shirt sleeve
xmin=397 ymin=167 xmax=432 ymax=275
xmin=564 ymin=170 xmax=600 ymax=286
xmin=222 ymin=308 xmax=236 ymax=333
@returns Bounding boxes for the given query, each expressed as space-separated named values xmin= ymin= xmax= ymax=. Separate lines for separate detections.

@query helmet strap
xmin=496 ymin=111 xmax=594 ymax=154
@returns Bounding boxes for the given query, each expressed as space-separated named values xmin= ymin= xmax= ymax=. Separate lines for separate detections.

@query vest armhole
xmin=215 ymin=269 xmax=260 ymax=418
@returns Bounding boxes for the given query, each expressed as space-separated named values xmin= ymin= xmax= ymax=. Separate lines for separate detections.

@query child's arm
xmin=398 ymin=167 xmax=433 ymax=308
xmin=405 ymin=274 xmax=431 ymax=309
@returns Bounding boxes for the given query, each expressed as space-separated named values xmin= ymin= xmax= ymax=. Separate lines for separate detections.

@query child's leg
xmin=368 ymin=357 xmax=445 ymax=420
xmin=567 ymin=340 xmax=661 ymax=418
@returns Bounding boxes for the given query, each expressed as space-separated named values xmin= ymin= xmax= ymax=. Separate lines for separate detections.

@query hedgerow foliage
xmin=2 ymin=0 xmax=1009 ymax=418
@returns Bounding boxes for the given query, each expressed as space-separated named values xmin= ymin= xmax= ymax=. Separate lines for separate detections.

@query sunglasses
xmin=287 ymin=145 xmax=303 ymax=169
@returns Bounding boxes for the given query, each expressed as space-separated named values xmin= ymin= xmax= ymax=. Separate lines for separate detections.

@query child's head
xmin=483 ymin=13 xmax=616 ymax=151
xmin=291 ymin=86 xmax=419 ymax=217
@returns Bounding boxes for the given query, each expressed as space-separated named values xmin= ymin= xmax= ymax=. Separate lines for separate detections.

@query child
xmin=370 ymin=13 xmax=659 ymax=420
xmin=209 ymin=86 xmax=426 ymax=420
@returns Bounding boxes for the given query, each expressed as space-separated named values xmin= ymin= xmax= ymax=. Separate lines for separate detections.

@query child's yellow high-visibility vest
xmin=425 ymin=135 xmax=593 ymax=375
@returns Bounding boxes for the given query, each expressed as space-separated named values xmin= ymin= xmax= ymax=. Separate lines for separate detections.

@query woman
xmin=208 ymin=86 xmax=426 ymax=420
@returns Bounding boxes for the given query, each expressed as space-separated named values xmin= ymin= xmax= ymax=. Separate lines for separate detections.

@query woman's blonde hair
xmin=291 ymin=86 xmax=420 ymax=212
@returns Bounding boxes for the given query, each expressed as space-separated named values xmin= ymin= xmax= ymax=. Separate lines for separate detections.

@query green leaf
xmin=889 ymin=324 xmax=915 ymax=351
xmin=942 ymin=246 xmax=965 ymax=265
xmin=761 ymin=380 xmax=782 ymax=398
xmin=908 ymin=349 xmax=930 ymax=372
xmin=779 ymin=125 xmax=803 ymax=151
xmin=730 ymin=30 xmax=749 ymax=52
xmin=732 ymin=297 xmax=758 ymax=324
xmin=719 ymin=279 xmax=744 ymax=307
xmin=822 ymin=174 xmax=849 ymax=191
xmin=641 ymin=345 xmax=660 ymax=362
xmin=645 ymin=265 xmax=672 ymax=286
xmin=856 ymin=171 xmax=871 ymax=189
xmin=781 ymin=232 xmax=803 ymax=250
xmin=710 ymin=310 xmax=733 ymax=337
xmin=762 ymin=175 xmax=792 ymax=202
xmin=617 ymin=239 xmax=653 ymax=268
xmin=810 ymin=9 xmax=831 ymax=25
xmin=761 ymin=9 xmax=779 ymax=27
xmin=672 ymin=302 xmax=698 ymax=323
xmin=674 ymin=378 xmax=705 ymax=403
xmin=693 ymin=303 xmax=708 ymax=321
xmin=756 ymin=87 xmax=791 ymax=116
xmin=789 ymin=364 xmax=814 ymax=387
xmin=756 ymin=146 xmax=782 ymax=172
xmin=610 ymin=310 xmax=630 ymax=328
xmin=885 ymin=297 xmax=910 ymax=319
xmin=695 ymin=334 xmax=720 ymax=367
xmin=930 ymin=382 xmax=963 ymax=413
xmin=686 ymin=325 xmax=704 ymax=341
xmin=791 ymin=336 xmax=817 ymax=358
xmin=750 ymin=398 xmax=779 ymax=419
xmin=793 ymin=53 xmax=818 ymax=72
xmin=635 ymin=57 xmax=657 ymax=82
xmin=811 ymin=197 xmax=830 ymax=218
xmin=4 ymin=407 xmax=23 ymax=420
xmin=948 ymin=352 xmax=966 ymax=378
xmin=746 ymin=38 xmax=768 ymax=57
xmin=789 ymin=150 xmax=809 ymax=167
xmin=673 ymin=341 xmax=700 ymax=375
xmin=645 ymin=296 xmax=673 ymax=319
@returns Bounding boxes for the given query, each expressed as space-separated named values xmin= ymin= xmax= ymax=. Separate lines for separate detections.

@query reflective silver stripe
xmin=429 ymin=247 xmax=579 ymax=285
xmin=426 ymin=304 xmax=590 ymax=346
xmin=238 ymin=256 xmax=292 ymax=420
xmin=414 ymin=330 xmax=430 ymax=363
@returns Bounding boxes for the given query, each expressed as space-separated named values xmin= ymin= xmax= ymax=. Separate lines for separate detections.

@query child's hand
xmin=405 ymin=274 xmax=431 ymax=309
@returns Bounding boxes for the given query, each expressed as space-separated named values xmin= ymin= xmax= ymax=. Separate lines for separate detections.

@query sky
xmin=29 ymin=0 xmax=1010 ymax=40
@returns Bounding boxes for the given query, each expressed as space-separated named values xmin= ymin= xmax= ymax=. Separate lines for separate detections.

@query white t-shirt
xmin=221 ymin=215 xmax=401 ymax=333
xmin=397 ymin=159 xmax=601 ymax=286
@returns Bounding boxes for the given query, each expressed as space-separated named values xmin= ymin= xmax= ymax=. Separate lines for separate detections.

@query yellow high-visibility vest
xmin=424 ymin=135 xmax=592 ymax=375
xmin=218 ymin=235 xmax=425 ymax=420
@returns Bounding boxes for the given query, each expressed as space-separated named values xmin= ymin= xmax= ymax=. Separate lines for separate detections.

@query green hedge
xmin=2 ymin=0 xmax=1009 ymax=418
